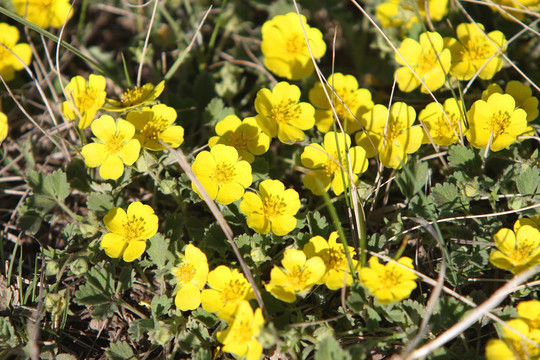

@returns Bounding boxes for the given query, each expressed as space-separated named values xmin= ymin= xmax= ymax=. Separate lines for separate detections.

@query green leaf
xmin=430 ymin=182 xmax=469 ymax=215
xmin=47 ymin=169 xmax=70 ymax=201
xmin=516 ymin=166 xmax=540 ymax=197
xmin=203 ymin=97 xmax=234 ymax=126
xmin=396 ymin=159 xmax=429 ymax=199
xmin=306 ymin=211 xmax=330 ymax=238
xmin=315 ymin=336 xmax=352 ymax=360
xmin=106 ymin=341 xmax=136 ymax=360
xmin=346 ymin=283 xmax=366 ymax=313
xmin=146 ymin=234 xmax=171 ymax=270
xmin=448 ymin=144 xmax=476 ymax=168
xmin=151 ymin=295 xmax=172 ymax=319
xmin=128 ymin=319 xmax=154 ymax=340
xmin=86 ymin=192 xmax=114 ymax=215
xmin=74 ymin=264 xmax=117 ymax=319
xmin=117 ymin=267 xmax=135 ymax=293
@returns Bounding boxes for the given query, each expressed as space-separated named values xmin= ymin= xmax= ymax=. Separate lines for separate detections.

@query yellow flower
xmin=254 ymin=81 xmax=315 ymax=144
xmin=101 ymin=202 xmax=158 ymax=262
xmin=81 ymin=115 xmax=141 ymax=180
xmin=301 ymin=132 xmax=368 ymax=195
xmin=489 ymin=221 xmax=540 ymax=274
xmin=359 ymin=256 xmax=418 ymax=304
xmin=395 ymin=31 xmax=451 ymax=94
xmin=308 ymin=73 xmax=374 ymax=133
xmin=490 ymin=0 xmax=540 ymax=21
xmin=419 ymin=98 xmax=466 ymax=146
xmin=126 ymin=104 xmax=184 ymax=151
xmin=217 ymin=301 xmax=264 ymax=360
xmin=200 ymin=266 xmax=255 ymax=321
xmin=239 ymin=179 xmax=301 ymax=236
xmin=172 ymin=244 xmax=209 ymax=311
xmin=103 ymin=81 xmax=165 ymax=112
xmin=191 ymin=144 xmax=252 ymax=205
xmin=265 ymin=249 xmax=326 ymax=303
xmin=376 ymin=0 xmax=449 ymax=28
xmin=0 ymin=23 xmax=32 ymax=81
xmin=261 ymin=12 xmax=326 ymax=80
xmin=0 ymin=112 xmax=7 ymax=144
xmin=208 ymin=115 xmax=270 ymax=163
xmin=517 ymin=300 xmax=540 ymax=329
xmin=445 ymin=23 xmax=507 ymax=81
xmin=62 ymin=74 xmax=107 ymax=129
xmin=356 ymin=102 xmax=422 ymax=169
xmin=482 ymin=81 xmax=539 ymax=123
xmin=303 ymin=231 xmax=357 ymax=290
xmin=466 ymin=93 xmax=527 ymax=152
xmin=486 ymin=318 xmax=540 ymax=360
xmin=13 ymin=0 xmax=73 ymax=28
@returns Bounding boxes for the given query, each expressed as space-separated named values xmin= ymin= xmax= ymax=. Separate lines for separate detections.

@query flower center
xmin=106 ymin=133 xmax=126 ymax=154
xmin=211 ymin=162 xmax=236 ymax=186
xmin=141 ymin=116 xmax=168 ymax=141
xmin=435 ymin=113 xmax=460 ymax=138
xmin=174 ymin=263 xmax=196 ymax=285
xmin=285 ymin=34 xmax=305 ymax=56
xmin=75 ymin=88 xmax=100 ymax=112
xmin=380 ymin=268 xmax=403 ymax=289
xmin=232 ymin=320 xmax=255 ymax=343
xmin=512 ymin=240 xmax=537 ymax=264
xmin=270 ymin=100 xmax=301 ymax=125
xmin=463 ymin=37 xmax=492 ymax=62
xmin=322 ymin=248 xmax=345 ymax=271
xmin=324 ymin=151 xmax=346 ymax=176
xmin=120 ymin=83 xmax=153 ymax=107
xmin=489 ymin=110 xmax=511 ymax=136
xmin=221 ymin=279 xmax=249 ymax=303
xmin=122 ymin=215 xmax=147 ymax=242
xmin=383 ymin=119 xmax=401 ymax=145
xmin=262 ymin=194 xmax=287 ymax=219
xmin=418 ymin=49 xmax=438 ymax=73
xmin=225 ymin=131 xmax=250 ymax=151
xmin=287 ymin=266 xmax=311 ymax=290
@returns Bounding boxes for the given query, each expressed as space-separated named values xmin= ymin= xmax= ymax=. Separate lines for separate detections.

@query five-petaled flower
xmin=359 ymin=256 xmax=418 ymax=304
xmin=255 ymin=82 xmax=315 ymax=144
xmin=172 ymin=244 xmax=209 ymax=311
xmin=261 ymin=12 xmax=326 ymax=80
xmin=301 ymin=132 xmax=368 ymax=195
xmin=356 ymin=102 xmax=423 ymax=169
xmin=240 ymin=179 xmax=301 ymax=236
xmin=445 ymin=23 xmax=507 ymax=81
xmin=419 ymin=98 xmax=466 ymax=146
xmin=104 ymin=81 xmax=165 ymax=112
xmin=466 ymin=93 xmax=527 ymax=152
xmin=217 ymin=300 xmax=264 ymax=360
xmin=489 ymin=218 xmax=540 ymax=274
xmin=62 ymin=74 xmax=107 ymax=129
xmin=395 ymin=31 xmax=451 ymax=94
xmin=308 ymin=73 xmax=374 ymax=133
xmin=126 ymin=104 xmax=184 ymax=150
xmin=201 ymin=266 xmax=254 ymax=321
xmin=81 ymin=115 xmax=141 ymax=180
xmin=303 ymin=231 xmax=358 ymax=290
xmin=482 ymin=81 xmax=539 ymax=137
xmin=208 ymin=115 xmax=270 ymax=163
xmin=191 ymin=144 xmax=252 ymax=205
xmin=101 ymin=202 xmax=159 ymax=262
xmin=265 ymin=249 xmax=326 ymax=303
xmin=376 ymin=0 xmax=449 ymax=29
xmin=13 ymin=0 xmax=73 ymax=28
xmin=0 ymin=23 xmax=32 ymax=82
